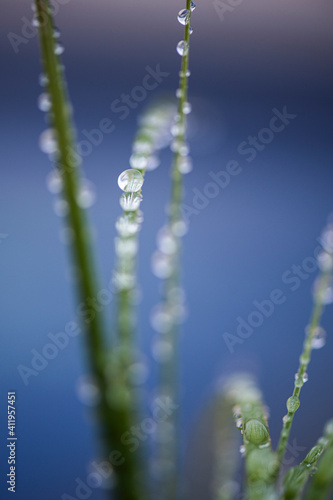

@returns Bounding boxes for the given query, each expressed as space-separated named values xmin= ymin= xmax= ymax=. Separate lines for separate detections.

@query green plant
xmin=33 ymin=1 xmax=333 ymax=499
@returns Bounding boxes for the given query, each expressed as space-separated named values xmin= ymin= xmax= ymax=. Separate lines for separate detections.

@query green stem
xmin=277 ymin=269 xmax=332 ymax=470
xmin=156 ymin=3 xmax=193 ymax=499
xmin=34 ymin=3 xmax=144 ymax=499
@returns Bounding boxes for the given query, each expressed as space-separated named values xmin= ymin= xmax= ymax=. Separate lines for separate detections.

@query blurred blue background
xmin=1 ymin=0 xmax=333 ymax=498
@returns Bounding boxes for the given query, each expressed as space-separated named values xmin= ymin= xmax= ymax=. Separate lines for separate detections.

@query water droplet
xmin=132 ymin=140 xmax=153 ymax=155
xmin=189 ymin=26 xmax=193 ymax=35
xmin=37 ymin=92 xmax=51 ymax=112
xmin=176 ymin=40 xmax=189 ymax=56
xmin=146 ymin=155 xmax=160 ymax=171
xmin=178 ymin=156 xmax=193 ymax=174
xmin=239 ymin=445 xmax=246 ymax=456
xmin=39 ymin=128 xmax=57 ymax=154
xmin=77 ymin=181 xmax=96 ymax=209
xmin=176 ymin=88 xmax=182 ymax=99
xmin=152 ymin=337 xmax=173 ymax=362
xmin=115 ymin=237 xmax=138 ymax=258
xmin=190 ymin=1 xmax=196 ymax=11
xmin=46 ymin=170 xmax=62 ymax=194
xmin=119 ymin=192 xmax=142 ymax=212
xmin=244 ymin=419 xmax=269 ymax=445
xmin=129 ymin=154 xmax=148 ymax=170
xmin=311 ymin=326 xmax=326 ymax=349
xmin=177 ymin=9 xmax=190 ymax=25
xmin=171 ymin=122 xmax=185 ymax=137
xmin=128 ymin=362 xmax=148 ymax=385
xmin=236 ymin=419 xmax=243 ymax=429
xmin=118 ymin=169 xmax=144 ymax=192
xmin=157 ymin=227 xmax=177 ymax=255
xmin=116 ymin=216 xmax=139 ymax=237
xmin=54 ymin=44 xmax=64 ymax=55
xmin=53 ymin=28 xmax=61 ymax=39
xmin=286 ymin=396 xmax=300 ymax=413
xmin=179 ymin=70 xmax=191 ymax=78
xmin=151 ymin=251 xmax=173 ymax=279
xmin=171 ymin=219 xmax=188 ymax=237
xmin=76 ymin=376 xmax=101 ymax=407
xmin=32 ymin=17 xmax=39 ymax=27
xmin=112 ymin=271 xmax=135 ymax=290
xmin=39 ymin=73 xmax=49 ymax=87
xmin=302 ymin=372 xmax=308 ymax=383
xmin=182 ymin=101 xmax=192 ymax=114
xmin=150 ymin=304 xmax=173 ymax=333
xmin=317 ymin=251 xmax=333 ymax=272
xmin=53 ymin=198 xmax=69 ymax=217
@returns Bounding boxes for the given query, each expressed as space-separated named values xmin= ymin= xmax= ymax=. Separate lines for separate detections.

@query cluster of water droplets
xmin=36 ymin=32 xmax=97 ymax=243
xmin=176 ymin=2 xmax=196 ymax=55
xmin=113 ymin=104 xmax=176 ymax=293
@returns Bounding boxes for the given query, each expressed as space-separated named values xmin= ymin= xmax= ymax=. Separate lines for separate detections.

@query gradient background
xmin=1 ymin=0 xmax=333 ymax=498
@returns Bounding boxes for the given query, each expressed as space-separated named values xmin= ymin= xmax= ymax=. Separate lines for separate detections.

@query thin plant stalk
xmin=277 ymin=261 xmax=333 ymax=470
xmin=34 ymin=2 xmax=144 ymax=499
xmin=282 ymin=421 xmax=333 ymax=500
xmin=155 ymin=2 xmax=193 ymax=499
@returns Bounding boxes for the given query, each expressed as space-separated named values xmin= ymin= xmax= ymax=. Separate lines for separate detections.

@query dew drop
xmin=178 ymin=156 xmax=193 ymax=174
xmin=151 ymin=251 xmax=173 ymax=279
xmin=46 ymin=170 xmax=62 ymax=194
xmin=311 ymin=326 xmax=326 ymax=349
xmin=177 ymin=9 xmax=190 ymax=25
xmin=132 ymin=140 xmax=153 ymax=155
xmin=189 ymin=26 xmax=193 ymax=35
xmin=112 ymin=271 xmax=135 ymax=291
xmin=39 ymin=128 xmax=57 ymax=154
xmin=115 ymin=237 xmax=138 ymax=258
xmin=171 ymin=122 xmax=185 ymax=137
xmin=39 ymin=73 xmax=49 ymax=87
xmin=129 ymin=154 xmax=148 ymax=170
xmin=32 ymin=17 xmax=40 ymax=27
xmin=182 ymin=101 xmax=192 ymax=114
xmin=317 ymin=251 xmax=333 ymax=272
xmin=119 ymin=192 xmax=142 ymax=212
xmin=151 ymin=337 xmax=173 ymax=362
xmin=53 ymin=28 xmax=61 ymax=39
xmin=150 ymin=304 xmax=173 ymax=333
xmin=76 ymin=376 xmax=101 ymax=407
xmin=171 ymin=219 xmax=188 ymax=237
xmin=286 ymin=396 xmax=300 ymax=413
xmin=54 ymin=44 xmax=64 ymax=55
xmin=179 ymin=70 xmax=191 ymax=78
xmin=236 ymin=419 xmax=243 ymax=429
xmin=37 ymin=92 xmax=51 ymax=112
xmin=239 ymin=445 xmax=246 ymax=456
xmin=118 ymin=169 xmax=144 ymax=193
xmin=146 ymin=155 xmax=160 ymax=171
xmin=176 ymin=88 xmax=182 ymax=99
xmin=244 ymin=419 xmax=269 ymax=445
xmin=302 ymin=372 xmax=308 ymax=383
xmin=157 ymin=227 xmax=177 ymax=255
xmin=176 ymin=40 xmax=189 ymax=56
xmin=115 ymin=216 xmax=139 ymax=237
xmin=77 ymin=181 xmax=96 ymax=209
xmin=190 ymin=1 xmax=196 ymax=11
